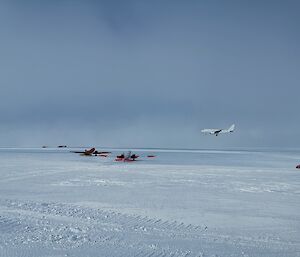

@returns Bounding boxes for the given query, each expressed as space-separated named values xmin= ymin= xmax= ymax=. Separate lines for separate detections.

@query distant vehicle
xmin=94 ymin=150 xmax=111 ymax=156
xmin=296 ymin=164 xmax=300 ymax=169
xmin=58 ymin=145 xmax=67 ymax=148
xmin=201 ymin=124 xmax=235 ymax=136
xmin=98 ymin=153 xmax=109 ymax=157
xmin=94 ymin=150 xmax=111 ymax=157
xmin=115 ymin=151 xmax=139 ymax=162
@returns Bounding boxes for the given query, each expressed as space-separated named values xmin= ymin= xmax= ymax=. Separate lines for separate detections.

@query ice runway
xmin=0 ymin=148 xmax=300 ymax=257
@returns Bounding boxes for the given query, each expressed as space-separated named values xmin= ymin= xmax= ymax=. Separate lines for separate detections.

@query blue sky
xmin=0 ymin=0 xmax=299 ymax=148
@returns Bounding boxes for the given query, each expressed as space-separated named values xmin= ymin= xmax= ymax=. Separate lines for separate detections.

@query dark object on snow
xmin=94 ymin=150 xmax=111 ymax=155
xmin=58 ymin=145 xmax=67 ymax=148
xmin=117 ymin=153 xmax=125 ymax=159
xmin=296 ymin=164 xmax=300 ymax=169
xmin=131 ymin=154 xmax=139 ymax=160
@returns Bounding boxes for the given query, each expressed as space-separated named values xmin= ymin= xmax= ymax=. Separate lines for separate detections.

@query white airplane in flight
xmin=201 ymin=124 xmax=235 ymax=136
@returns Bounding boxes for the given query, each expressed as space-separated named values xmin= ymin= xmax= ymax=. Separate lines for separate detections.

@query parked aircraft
xmin=115 ymin=151 xmax=157 ymax=162
xmin=71 ymin=148 xmax=111 ymax=156
xmin=72 ymin=148 xmax=154 ymax=161
xmin=201 ymin=124 xmax=235 ymax=136
xmin=115 ymin=151 xmax=139 ymax=162
xmin=72 ymin=147 xmax=96 ymax=156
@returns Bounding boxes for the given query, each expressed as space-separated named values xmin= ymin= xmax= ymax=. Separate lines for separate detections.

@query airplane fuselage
xmin=201 ymin=124 xmax=235 ymax=136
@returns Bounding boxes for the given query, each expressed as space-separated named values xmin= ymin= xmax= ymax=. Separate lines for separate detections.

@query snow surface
xmin=0 ymin=148 xmax=300 ymax=257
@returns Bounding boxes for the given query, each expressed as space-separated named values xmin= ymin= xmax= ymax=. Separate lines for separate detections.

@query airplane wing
xmin=71 ymin=148 xmax=96 ymax=155
xmin=93 ymin=151 xmax=111 ymax=155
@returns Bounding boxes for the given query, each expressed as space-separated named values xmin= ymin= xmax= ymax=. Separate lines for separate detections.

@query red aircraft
xmin=115 ymin=151 xmax=157 ymax=162
xmin=115 ymin=151 xmax=139 ymax=162
xmin=71 ymin=148 xmax=111 ymax=156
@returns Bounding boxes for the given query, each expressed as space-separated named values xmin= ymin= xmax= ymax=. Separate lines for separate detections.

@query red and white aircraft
xmin=115 ymin=151 xmax=139 ymax=162
xmin=71 ymin=148 xmax=111 ymax=156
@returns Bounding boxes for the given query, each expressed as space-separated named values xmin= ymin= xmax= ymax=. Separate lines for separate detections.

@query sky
xmin=0 ymin=0 xmax=299 ymax=149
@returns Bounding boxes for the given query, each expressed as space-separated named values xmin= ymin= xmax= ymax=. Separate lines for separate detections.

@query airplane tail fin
xmin=85 ymin=147 xmax=96 ymax=154
xmin=228 ymin=124 xmax=235 ymax=132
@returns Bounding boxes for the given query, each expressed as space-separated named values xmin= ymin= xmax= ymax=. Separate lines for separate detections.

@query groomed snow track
xmin=0 ymin=198 xmax=297 ymax=257
xmin=0 ymin=199 xmax=208 ymax=257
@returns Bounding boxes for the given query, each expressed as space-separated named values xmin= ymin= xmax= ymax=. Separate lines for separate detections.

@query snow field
xmin=0 ymin=148 xmax=299 ymax=256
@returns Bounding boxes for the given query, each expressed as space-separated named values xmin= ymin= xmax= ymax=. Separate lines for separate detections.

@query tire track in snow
xmin=0 ymin=198 xmax=295 ymax=257
xmin=0 ymin=199 xmax=206 ymax=236
xmin=0 ymin=168 xmax=76 ymax=182
xmin=0 ymin=215 xmax=34 ymax=235
xmin=0 ymin=199 xmax=206 ymax=257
